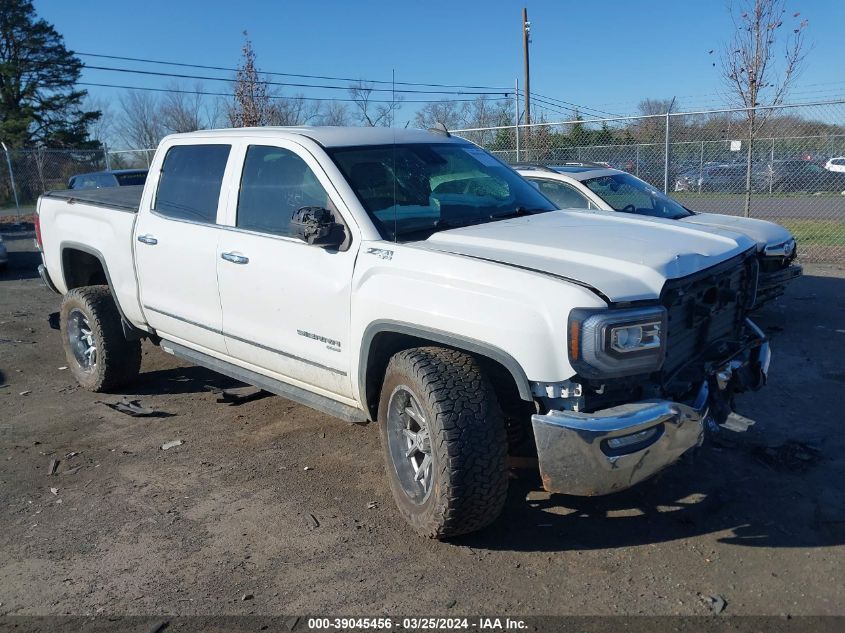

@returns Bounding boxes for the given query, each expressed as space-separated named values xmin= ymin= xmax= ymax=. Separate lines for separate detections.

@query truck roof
xmin=164 ymin=126 xmax=467 ymax=148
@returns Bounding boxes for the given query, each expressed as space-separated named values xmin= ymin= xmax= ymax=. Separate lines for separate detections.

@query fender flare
xmin=359 ymin=319 xmax=533 ymax=417
xmin=58 ymin=241 xmax=145 ymax=340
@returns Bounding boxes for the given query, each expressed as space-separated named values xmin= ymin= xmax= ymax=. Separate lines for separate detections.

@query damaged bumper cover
xmin=531 ymin=319 xmax=771 ymax=497
xmin=756 ymin=263 xmax=802 ymax=305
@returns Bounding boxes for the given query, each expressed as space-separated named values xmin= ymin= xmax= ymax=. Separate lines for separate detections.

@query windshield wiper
xmin=395 ymin=208 xmax=548 ymax=240
xmin=490 ymin=207 xmax=548 ymax=221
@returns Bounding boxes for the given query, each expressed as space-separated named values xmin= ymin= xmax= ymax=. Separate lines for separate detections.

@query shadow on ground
xmin=0 ymin=246 xmax=40 ymax=281
xmin=462 ymin=271 xmax=845 ymax=552
xmin=125 ymin=365 xmax=241 ymax=397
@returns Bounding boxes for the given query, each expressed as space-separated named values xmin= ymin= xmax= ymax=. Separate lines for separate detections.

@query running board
xmin=160 ymin=340 xmax=369 ymax=425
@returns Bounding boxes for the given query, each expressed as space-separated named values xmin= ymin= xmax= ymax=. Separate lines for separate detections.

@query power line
xmin=514 ymin=89 xmax=621 ymax=120
xmin=529 ymin=91 xmax=620 ymax=118
xmin=76 ymin=52 xmax=510 ymax=91
xmin=523 ymin=96 xmax=577 ymax=119
xmin=82 ymin=65 xmax=509 ymax=96
xmin=77 ymin=81 xmax=511 ymax=104
xmin=516 ymin=90 xmax=611 ymax=121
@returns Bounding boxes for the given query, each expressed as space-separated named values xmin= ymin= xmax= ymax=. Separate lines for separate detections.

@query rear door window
xmin=154 ymin=144 xmax=231 ymax=223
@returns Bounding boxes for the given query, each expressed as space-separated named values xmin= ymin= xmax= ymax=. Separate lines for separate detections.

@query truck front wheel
xmin=60 ymin=286 xmax=141 ymax=392
xmin=378 ymin=347 xmax=509 ymax=539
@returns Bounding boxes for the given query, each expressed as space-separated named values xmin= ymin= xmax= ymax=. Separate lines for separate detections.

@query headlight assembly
xmin=568 ymin=306 xmax=668 ymax=378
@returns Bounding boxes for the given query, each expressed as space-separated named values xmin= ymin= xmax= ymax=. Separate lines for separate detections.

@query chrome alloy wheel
xmin=67 ymin=308 xmax=97 ymax=371
xmin=386 ymin=386 xmax=434 ymax=503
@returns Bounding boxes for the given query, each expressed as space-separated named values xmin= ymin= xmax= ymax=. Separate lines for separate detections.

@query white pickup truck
xmin=35 ymin=127 xmax=771 ymax=538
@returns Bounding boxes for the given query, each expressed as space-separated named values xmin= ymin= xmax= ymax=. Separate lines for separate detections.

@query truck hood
xmin=415 ymin=211 xmax=756 ymax=302
xmin=679 ymin=213 xmax=793 ymax=251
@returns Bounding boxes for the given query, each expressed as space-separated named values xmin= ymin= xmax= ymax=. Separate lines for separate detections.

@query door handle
xmin=221 ymin=252 xmax=249 ymax=265
xmin=137 ymin=234 xmax=158 ymax=245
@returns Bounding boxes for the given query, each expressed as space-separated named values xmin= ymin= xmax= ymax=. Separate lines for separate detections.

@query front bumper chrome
xmin=531 ymin=317 xmax=770 ymax=497
xmin=531 ymin=382 xmax=709 ymax=496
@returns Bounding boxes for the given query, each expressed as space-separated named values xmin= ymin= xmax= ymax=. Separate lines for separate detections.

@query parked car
xmin=824 ymin=156 xmax=845 ymax=173
xmin=67 ymin=169 xmax=148 ymax=190
xmin=675 ymin=163 xmax=748 ymax=193
xmin=517 ymin=164 xmax=801 ymax=305
xmin=36 ymin=127 xmax=770 ymax=538
xmin=758 ymin=159 xmax=845 ymax=193
xmin=0 ymin=234 xmax=7 ymax=271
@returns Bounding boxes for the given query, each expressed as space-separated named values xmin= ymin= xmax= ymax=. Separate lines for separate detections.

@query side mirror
xmin=290 ymin=207 xmax=344 ymax=247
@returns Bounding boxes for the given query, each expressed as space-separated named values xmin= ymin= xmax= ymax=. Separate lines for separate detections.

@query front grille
xmin=660 ymin=251 xmax=757 ymax=379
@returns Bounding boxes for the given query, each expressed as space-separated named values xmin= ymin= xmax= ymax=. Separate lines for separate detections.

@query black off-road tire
xmin=60 ymin=286 xmax=141 ymax=392
xmin=378 ymin=347 xmax=509 ymax=539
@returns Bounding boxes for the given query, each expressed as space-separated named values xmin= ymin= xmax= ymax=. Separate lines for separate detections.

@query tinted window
xmin=115 ymin=171 xmax=147 ymax=186
xmin=95 ymin=174 xmax=117 ymax=188
xmin=532 ymin=178 xmax=591 ymax=209
xmin=237 ymin=146 xmax=330 ymax=237
xmin=71 ymin=174 xmax=99 ymax=189
xmin=154 ymin=144 xmax=231 ymax=223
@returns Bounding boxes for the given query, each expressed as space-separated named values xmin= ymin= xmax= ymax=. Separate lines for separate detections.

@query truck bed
xmin=42 ymin=186 xmax=143 ymax=213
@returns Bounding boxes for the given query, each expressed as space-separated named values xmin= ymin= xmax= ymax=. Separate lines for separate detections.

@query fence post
xmin=699 ymin=141 xmax=704 ymax=193
xmin=1 ymin=141 xmax=20 ymax=222
xmin=514 ymin=79 xmax=520 ymax=163
xmin=769 ymin=137 xmax=775 ymax=195
xmin=635 ymin=145 xmax=640 ymax=177
xmin=103 ymin=144 xmax=112 ymax=171
xmin=663 ymin=113 xmax=669 ymax=193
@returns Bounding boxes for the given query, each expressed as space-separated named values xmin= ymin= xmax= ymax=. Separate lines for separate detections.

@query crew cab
xmin=35 ymin=127 xmax=771 ymax=539
xmin=516 ymin=163 xmax=801 ymax=305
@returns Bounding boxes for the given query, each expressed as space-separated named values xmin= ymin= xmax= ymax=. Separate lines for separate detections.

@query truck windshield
xmin=582 ymin=173 xmax=692 ymax=220
xmin=329 ymin=143 xmax=557 ymax=241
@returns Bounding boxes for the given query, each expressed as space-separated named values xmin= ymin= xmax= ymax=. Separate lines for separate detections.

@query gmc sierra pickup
xmin=35 ymin=127 xmax=771 ymax=538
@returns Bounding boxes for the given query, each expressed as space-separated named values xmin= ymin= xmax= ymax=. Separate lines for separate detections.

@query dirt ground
xmin=1 ymin=231 xmax=844 ymax=618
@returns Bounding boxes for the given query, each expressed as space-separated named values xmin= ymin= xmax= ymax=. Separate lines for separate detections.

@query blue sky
xmin=36 ymin=0 xmax=845 ymax=125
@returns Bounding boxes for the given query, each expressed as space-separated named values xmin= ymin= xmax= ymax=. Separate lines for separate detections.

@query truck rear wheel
xmin=60 ymin=286 xmax=141 ymax=392
xmin=378 ymin=347 xmax=509 ymax=539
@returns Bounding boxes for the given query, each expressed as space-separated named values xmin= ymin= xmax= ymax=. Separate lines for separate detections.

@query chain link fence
xmin=454 ymin=100 xmax=845 ymax=263
xmin=3 ymin=100 xmax=844 ymax=262
xmin=0 ymin=147 xmax=155 ymax=221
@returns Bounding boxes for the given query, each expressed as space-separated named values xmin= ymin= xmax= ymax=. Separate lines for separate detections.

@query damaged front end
xmin=532 ymin=250 xmax=770 ymax=496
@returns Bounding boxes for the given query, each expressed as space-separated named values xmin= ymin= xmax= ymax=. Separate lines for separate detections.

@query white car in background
xmin=516 ymin=163 xmax=802 ymax=306
xmin=824 ymin=157 xmax=845 ymax=173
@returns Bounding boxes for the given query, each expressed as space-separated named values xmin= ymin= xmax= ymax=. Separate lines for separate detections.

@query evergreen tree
xmin=0 ymin=0 xmax=100 ymax=147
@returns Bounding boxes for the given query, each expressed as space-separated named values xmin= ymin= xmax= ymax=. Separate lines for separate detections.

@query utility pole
xmin=522 ymin=8 xmax=531 ymax=127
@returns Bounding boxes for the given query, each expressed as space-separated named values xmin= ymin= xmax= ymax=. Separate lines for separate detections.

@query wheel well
xmin=62 ymin=248 xmax=108 ymax=289
xmin=363 ymin=331 xmax=527 ymax=421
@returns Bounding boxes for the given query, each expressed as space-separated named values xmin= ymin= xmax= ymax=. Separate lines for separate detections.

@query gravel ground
xmin=1 ymin=234 xmax=844 ymax=617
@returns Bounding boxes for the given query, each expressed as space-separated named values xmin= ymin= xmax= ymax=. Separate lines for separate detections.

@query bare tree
xmin=719 ymin=0 xmax=809 ymax=215
xmin=319 ymin=101 xmax=351 ymax=126
xmin=83 ymin=95 xmax=115 ymax=147
xmin=267 ymin=94 xmax=322 ymax=126
xmin=348 ymin=81 xmax=402 ymax=127
xmin=228 ymin=32 xmax=269 ymax=127
xmin=160 ymin=81 xmax=206 ymax=133
xmin=634 ymin=98 xmax=676 ymax=141
xmin=116 ymin=90 xmax=164 ymax=153
xmin=413 ymin=100 xmax=462 ymax=130
xmin=459 ymin=96 xmax=509 ymax=130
